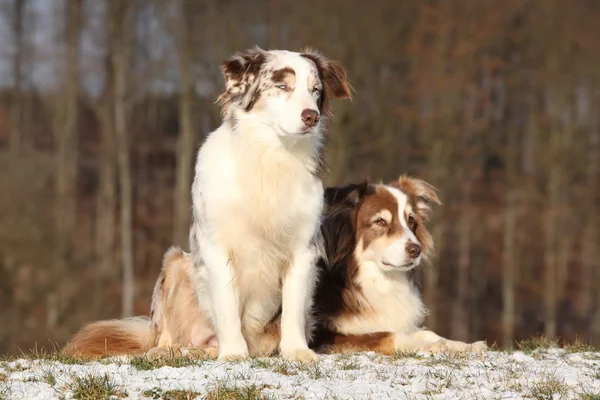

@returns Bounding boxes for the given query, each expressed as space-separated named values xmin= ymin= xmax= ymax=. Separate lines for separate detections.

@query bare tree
xmin=172 ymin=0 xmax=195 ymax=249
xmin=49 ymin=0 xmax=82 ymax=330
xmin=9 ymin=0 xmax=26 ymax=160
xmin=109 ymin=0 xmax=135 ymax=318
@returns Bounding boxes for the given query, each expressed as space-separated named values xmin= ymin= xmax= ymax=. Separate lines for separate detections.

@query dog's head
xmin=324 ymin=176 xmax=440 ymax=273
xmin=218 ymin=47 xmax=352 ymax=137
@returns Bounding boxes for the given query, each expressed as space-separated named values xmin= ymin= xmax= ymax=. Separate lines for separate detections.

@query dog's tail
xmin=62 ymin=316 xmax=150 ymax=358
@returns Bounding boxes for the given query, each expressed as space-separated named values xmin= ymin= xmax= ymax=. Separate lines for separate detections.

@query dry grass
xmin=205 ymin=382 xmax=274 ymax=400
xmin=70 ymin=373 xmax=126 ymax=399
xmin=142 ymin=388 xmax=203 ymax=400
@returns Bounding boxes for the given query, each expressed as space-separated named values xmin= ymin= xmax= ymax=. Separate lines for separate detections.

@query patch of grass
xmin=528 ymin=374 xmax=568 ymax=400
xmin=580 ymin=392 xmax=600 ymax=400
xmin=515 ymin=336 xmax=558 ymax=354
xmin=564 ymin=338 xmax=596 ymax=353
xmin=205 ymin=383 xmax=273 ymax=400
xmin=70 ymin=373 xmax=126 ymax=400
xmin=143 ymin=388 xmax=202 ymax=400
xmin=296 ymin=362 xmax=324 ymax=379
xmin=3 ymin=343 xmax=97 ymax=365
xmin=339 ymin=358 xmax=360 ymax=370
xmin=130 ymin=354 xmax=201 ymax=371
xmin=390 ymin=349 xmax=421 ymax=360
xmin=423 ymin=352 xmax=468 ymax=369
xmin=249 ymin=358 xmax=295 ymax=376
xmin=43 ymin=370 xmax=57 ymax=386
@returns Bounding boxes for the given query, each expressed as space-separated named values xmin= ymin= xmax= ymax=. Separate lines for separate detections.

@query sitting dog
xmin=63 ymin=47 xmax=351 ymax=362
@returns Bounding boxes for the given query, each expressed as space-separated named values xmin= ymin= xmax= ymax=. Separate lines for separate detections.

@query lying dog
xmin=63 ymin=176 xmax=486 ymax=358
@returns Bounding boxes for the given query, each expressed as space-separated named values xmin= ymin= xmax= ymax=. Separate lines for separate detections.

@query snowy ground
xmin=1 ymin=347 xmax=600 ymax=399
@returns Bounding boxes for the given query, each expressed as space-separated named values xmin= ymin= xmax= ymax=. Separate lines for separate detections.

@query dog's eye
xmin=374 ymin=217 xmax=387 ymax=227
xmin=277 ymin=84 xmax=288 ymax=91
xmin=312 ymin=87 xmax=320 ymax=94
xmin=408 ymin=215 xmax=418 ymax=231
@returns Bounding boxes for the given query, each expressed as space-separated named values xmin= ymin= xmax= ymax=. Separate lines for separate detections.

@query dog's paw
xmin=180 ymin=346 xmax=218 ymax=359
xmin=145 ymin=346 xmax=173 ymax=360
xmin=445 ymin=340 xmax=474 ymax=352
xmin=218 ymin=348 xmax=249 ymax=362
xmin=469 ymin=340 xmax=488 ymax=352
xmin=423 ymin=340 xmax=450 ymax=354
xmin=282 ymin=348 xmax=320 ymax=363
xmin=217 ymin=340 xmax=249 ymax=362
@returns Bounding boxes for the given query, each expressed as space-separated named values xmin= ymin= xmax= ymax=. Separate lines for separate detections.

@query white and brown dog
xmin=64 ymin=177 xmax=486 ymax=358
xmin=310 ymin=177 xmax=487 ymax=353
xmin=63 ymin=47 xmax=351 ymax=362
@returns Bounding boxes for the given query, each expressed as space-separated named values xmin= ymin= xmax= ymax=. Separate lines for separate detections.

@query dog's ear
xmin=394 ymin=176 xmax=441 ymax=218
xmin=218 ymin=47 xmax=267 ymax=114
xmin=301 ymin=48 xmax=352 ymax=112
xmin=324 ymin=182 xmax=371 ymax=208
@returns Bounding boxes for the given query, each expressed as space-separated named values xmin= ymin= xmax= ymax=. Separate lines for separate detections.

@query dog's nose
xmin=301 ymin=109 xmax=320 ymax=128
xmin=406 ymin=242 xmax=421 ymax=259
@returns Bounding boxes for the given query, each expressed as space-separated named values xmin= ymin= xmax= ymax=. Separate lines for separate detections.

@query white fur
xmin=257 ymin=50 xmax=323 ymax=136
xmin=190 ymin=50 xmax=324 ymax=361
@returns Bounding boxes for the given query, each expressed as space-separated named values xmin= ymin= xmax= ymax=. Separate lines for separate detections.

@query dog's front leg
xmin=280 ymin=247 xmax=319 ymax=362
xmin=202 ymin=243 xmax=248 ymax=360
xmin=410 ymin=330 xmax=487 ymax=352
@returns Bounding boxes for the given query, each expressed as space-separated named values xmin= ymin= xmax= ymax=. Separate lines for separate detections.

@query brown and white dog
xmin=63 ymin=176 xmax=486 ymax=358
xmin=311 ymin=177 xmax=486 ymax=353
xmin=63 ymin=47 xmax=351 ymax=362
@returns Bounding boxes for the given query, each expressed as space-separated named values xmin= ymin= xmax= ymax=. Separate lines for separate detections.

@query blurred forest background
xmin=1 ymin=0 xmax=599 ymax=355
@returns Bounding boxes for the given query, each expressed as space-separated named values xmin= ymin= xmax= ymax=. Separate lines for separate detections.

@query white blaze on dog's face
xmin=217 ymin=47 xmax=351 ymax=137
xmin=354 ymin=181 xmax=439 ymax=273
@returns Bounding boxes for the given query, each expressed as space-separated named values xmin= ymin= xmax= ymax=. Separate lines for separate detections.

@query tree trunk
xmin=173 ymin=0 xmax=195 ymax=249
xmin=110 ymin=0 xmax=134 ymax=318
xmin=502 ymin=73 xmax=519 ymax=349
xmin=502 ymin=189 xmax=517 ymax=348
xmin=93 ymin=110 xmax=116 ymax=316
xmin=50 ymin=0 xmax=81 ymax=330
xmin=95 ymin=112 xmax=116 ymax=276
xmin=544 ymin=149 xmax=560 ymax=340
xmin=587 ymin=107 xmax=600 ymax=344
xmin=451 ymin=180 xmax=471 ymax=342
xmin=9 ymin=0 xmax=25 ymax=160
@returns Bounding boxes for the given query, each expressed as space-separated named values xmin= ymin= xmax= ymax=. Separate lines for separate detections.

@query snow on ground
xmin=1 ymin=348 xmax=600 ymax=399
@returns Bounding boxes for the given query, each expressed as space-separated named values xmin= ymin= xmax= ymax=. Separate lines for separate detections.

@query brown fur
xmin=62 ymin=317 xmax=150 ymax=357
xmin=390 ymin=175 xmax=441 ymax=262
xmin=217 ymin=47 xmax=268 ymax=117
xmin=319 ymin=332 xmax=398 ymax=354
xmin=300 ymin=47 xmax=353 ymax=179
xmin=148 ymin=247 xmax=215 ymax=350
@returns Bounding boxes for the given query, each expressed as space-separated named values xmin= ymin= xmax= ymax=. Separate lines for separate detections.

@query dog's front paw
xmin=218 ymin=348 xmax=249 ymax=362
xmin=423 ymin=340 xmax=449 ymax=354
xmin=180 ymin=346 xmax=219 ymax=359
xmin=282 ymin=348 xmax=320 ymax=362
xmin=217 ymin=340 xmax=249 ymax=361
xmin=470 ymin=340 xmax=488 ymax=352
xmin=146 ymin=346 xmax=176 ymax=360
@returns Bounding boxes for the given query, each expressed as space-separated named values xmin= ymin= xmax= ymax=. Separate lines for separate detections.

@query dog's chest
xmin=355 ymin=265 xmax=426 ymax=334
xmin=199 ymin=130 xmax=323 ymax=249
